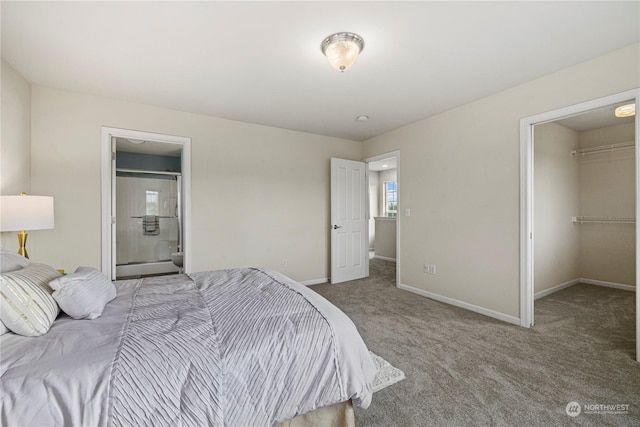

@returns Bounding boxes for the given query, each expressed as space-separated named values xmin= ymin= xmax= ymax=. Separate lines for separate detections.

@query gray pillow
xmin=0 ymin=249 xmax=30 ymax=273
xmin=49 ymin=266 xmax=116 ymax=320
xmin=0 ymin=263 xmax=61 ymax=336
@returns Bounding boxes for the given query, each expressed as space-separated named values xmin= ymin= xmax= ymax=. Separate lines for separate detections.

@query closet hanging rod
xmin=130 ymin=216 xmax=175 ymax=219
xmin=572 ymin=216 xmax=635 ymax=224
xmin=116 ymin=168 xmax=181 ymax=176
xmin=571 ymin=141 xmax=634 ymax=157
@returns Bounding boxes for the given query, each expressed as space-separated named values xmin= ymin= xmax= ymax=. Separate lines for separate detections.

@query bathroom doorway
xmin=101 ymin=128 xmax=191 ymax=280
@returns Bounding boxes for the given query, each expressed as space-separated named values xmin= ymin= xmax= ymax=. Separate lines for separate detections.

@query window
xmin=383 ymin=181 xmax=397 ymax=217
xmin=145 ymin=190 xmax=159 ymax=215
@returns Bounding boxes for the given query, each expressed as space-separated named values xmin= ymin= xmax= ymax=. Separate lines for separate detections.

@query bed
xmin=0 ymin=254 xmax=376 ymax=426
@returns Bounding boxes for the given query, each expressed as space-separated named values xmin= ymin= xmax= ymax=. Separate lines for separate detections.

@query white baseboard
xmin=301 ymin=278 xmax=328 ymax=286
xmin=535 ymin=278 xmax=635 ymax=299
xmin=535 ymin=279 xmax=581 ymax=300
xmin=373 ymin=255 xmax=396 ymax=262
xmin=579 ymin=278 xmax=635 ymax=292
xmin=398 ymin=283 xmax=520 ymax=326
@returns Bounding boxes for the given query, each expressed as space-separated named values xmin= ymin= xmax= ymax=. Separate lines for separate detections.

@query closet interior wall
xmin=534 ymin=121 xmax=636 ymax=295
xmin=578 ymin=123 xmax=635 ymax=285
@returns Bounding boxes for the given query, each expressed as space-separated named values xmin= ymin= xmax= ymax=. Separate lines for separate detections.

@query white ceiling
xmin=115 ymin=137 xmax=182 ymax=157
xmin=554 ymin=102 xmax=635 ymax=132
xmin=2 ymin=1 xmax=638 ymax=141
xmin=369 ymin=157 xmax=397 ymax=172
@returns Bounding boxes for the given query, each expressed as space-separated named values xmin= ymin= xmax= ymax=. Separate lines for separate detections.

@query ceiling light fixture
xmin=614 ymin=103 xmax=636 ymax=118
xmin=356 ymin=115 xmax=369 ymax=122
xmin=321 ymin=32 xmax=365 ymax=72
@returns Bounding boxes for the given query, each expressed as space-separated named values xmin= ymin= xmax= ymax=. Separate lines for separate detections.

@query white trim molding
xmin=301 ymin=278 xmax=329 ymax=286
xmin=535 ymin=278 xmax=636 ymax=300
xmin=534 ymin=279 xmax=581 ymax=300
xmin=579 ymin=278 xmax=636 ymax=292
xmin=373 ymin=255 xmax=396 ymax=262
xmin=398 ymin=283 xmax=521 ymax=326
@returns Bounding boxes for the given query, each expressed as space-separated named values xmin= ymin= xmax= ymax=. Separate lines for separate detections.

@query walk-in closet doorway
xmin=520 ymin=89 xmax=640 ymax=362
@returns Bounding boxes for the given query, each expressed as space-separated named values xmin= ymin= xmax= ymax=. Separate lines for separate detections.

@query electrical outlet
xmin=424 ymin=264 xmax=437 ymax=275
xmin=282 ymin=259 xmax=287 ymax=267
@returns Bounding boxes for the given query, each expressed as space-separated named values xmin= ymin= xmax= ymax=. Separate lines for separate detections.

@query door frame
xmin=519 ymin=89 xmax=639 ymax=361
xmin=100 ymin=127 xmax=192 ymax=280
xmin=365 ymin=150 xmax=401 ymax=288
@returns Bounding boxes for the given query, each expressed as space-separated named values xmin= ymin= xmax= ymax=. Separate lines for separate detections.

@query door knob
xmin=332 ymin=225 xmax=343 ymax=229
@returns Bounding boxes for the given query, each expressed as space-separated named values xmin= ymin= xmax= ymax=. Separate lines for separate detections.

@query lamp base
xmin=17 ymin=230 xmax=29 ymax=259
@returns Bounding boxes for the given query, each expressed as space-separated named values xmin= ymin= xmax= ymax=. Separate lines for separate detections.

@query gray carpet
xmin=311 ymin=258 xmax=639 ymax=426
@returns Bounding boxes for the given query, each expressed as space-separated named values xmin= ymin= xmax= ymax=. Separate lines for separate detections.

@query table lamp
xmin=0 ymin=192 xmax=54 ymax=259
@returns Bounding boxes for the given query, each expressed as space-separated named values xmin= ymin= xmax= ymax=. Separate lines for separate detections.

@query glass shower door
xmin=115 ymin=174 xmax=179 ymax=277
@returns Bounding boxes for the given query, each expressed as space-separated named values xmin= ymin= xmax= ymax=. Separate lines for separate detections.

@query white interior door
xmin=331 ymin=158 xmax=368 ymax=284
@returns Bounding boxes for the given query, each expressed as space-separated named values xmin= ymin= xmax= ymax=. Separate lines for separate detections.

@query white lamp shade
xmin=0 ymin=195 xmax=55 ymax=232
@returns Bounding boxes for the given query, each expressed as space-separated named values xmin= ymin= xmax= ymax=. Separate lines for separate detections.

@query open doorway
xmin=366 ymin=151 xmax=400 ymax=287
xmin=113 ymin=138 xmax=183 ymax=279
xmin=533 ymin=103 xmax=636 ymax=358
xmin=534 ymin=104 xmax=635 ymax=298
xmin=520 ymin=89 xmax=639 ymax=362
xmin=101 ymin=127 xmax=191 ymax=280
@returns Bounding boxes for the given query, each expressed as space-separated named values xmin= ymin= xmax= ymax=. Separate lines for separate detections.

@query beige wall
xmin=1 ymin=58 xmax=32 ymax=251
xmin=534 ymin=123 xmax=580 ymax=293
xmin=3 ymin=43 xmax=638 ymax=320
xmin=578 ymin=122 xmax=635 ymax=285
xmin=29 ymin=86 xmax=361 ymax=281
xmin=362 ymin=44 xmax=639 ymax=319
xmin=374 ymin=218 xmax=397 ymax=260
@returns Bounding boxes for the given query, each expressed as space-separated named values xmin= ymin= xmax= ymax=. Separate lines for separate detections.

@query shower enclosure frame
xmin=101 ymin=127 xmax=192 ymax=280
xmin=114 ymin=171 xmax=182 ymax=278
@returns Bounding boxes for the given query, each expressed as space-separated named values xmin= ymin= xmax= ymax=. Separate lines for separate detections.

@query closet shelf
xmin=571 ymin=141 xmax=634 ymax=157
xmin=572 ymin=216 xmax=635 ymax=224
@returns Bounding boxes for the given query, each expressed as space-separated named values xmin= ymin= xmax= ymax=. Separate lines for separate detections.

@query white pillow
xmin=49 ymin=266 xmax=116 ymax=320
xmin=0 ymin=320 xmax=9 ymax=335
xmin=0 ymin=249 xmax=30 ymax=273
xmin=0 ymin=263 xmax=61 ymax=336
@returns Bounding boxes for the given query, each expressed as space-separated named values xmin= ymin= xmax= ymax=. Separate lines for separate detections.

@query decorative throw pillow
xmin=0 ymin=249 xmax=30 ymax=273
xmin=49 ymin=266 xmax=116 ymax=320
xmin=0 ymin=263 xmax=61 ymax=336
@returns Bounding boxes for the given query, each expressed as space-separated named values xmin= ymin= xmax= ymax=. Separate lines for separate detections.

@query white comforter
xmin=1 ymin=268 xmax=376 ymax=426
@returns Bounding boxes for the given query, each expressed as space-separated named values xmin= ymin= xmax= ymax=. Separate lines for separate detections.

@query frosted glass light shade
xmin=321 ymin=33 xmax=365 ymax=72
xmin=0 ymin=195 xmax=54 ymax=231
xmin=614 ymin=103 xmax=636 ymax=118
